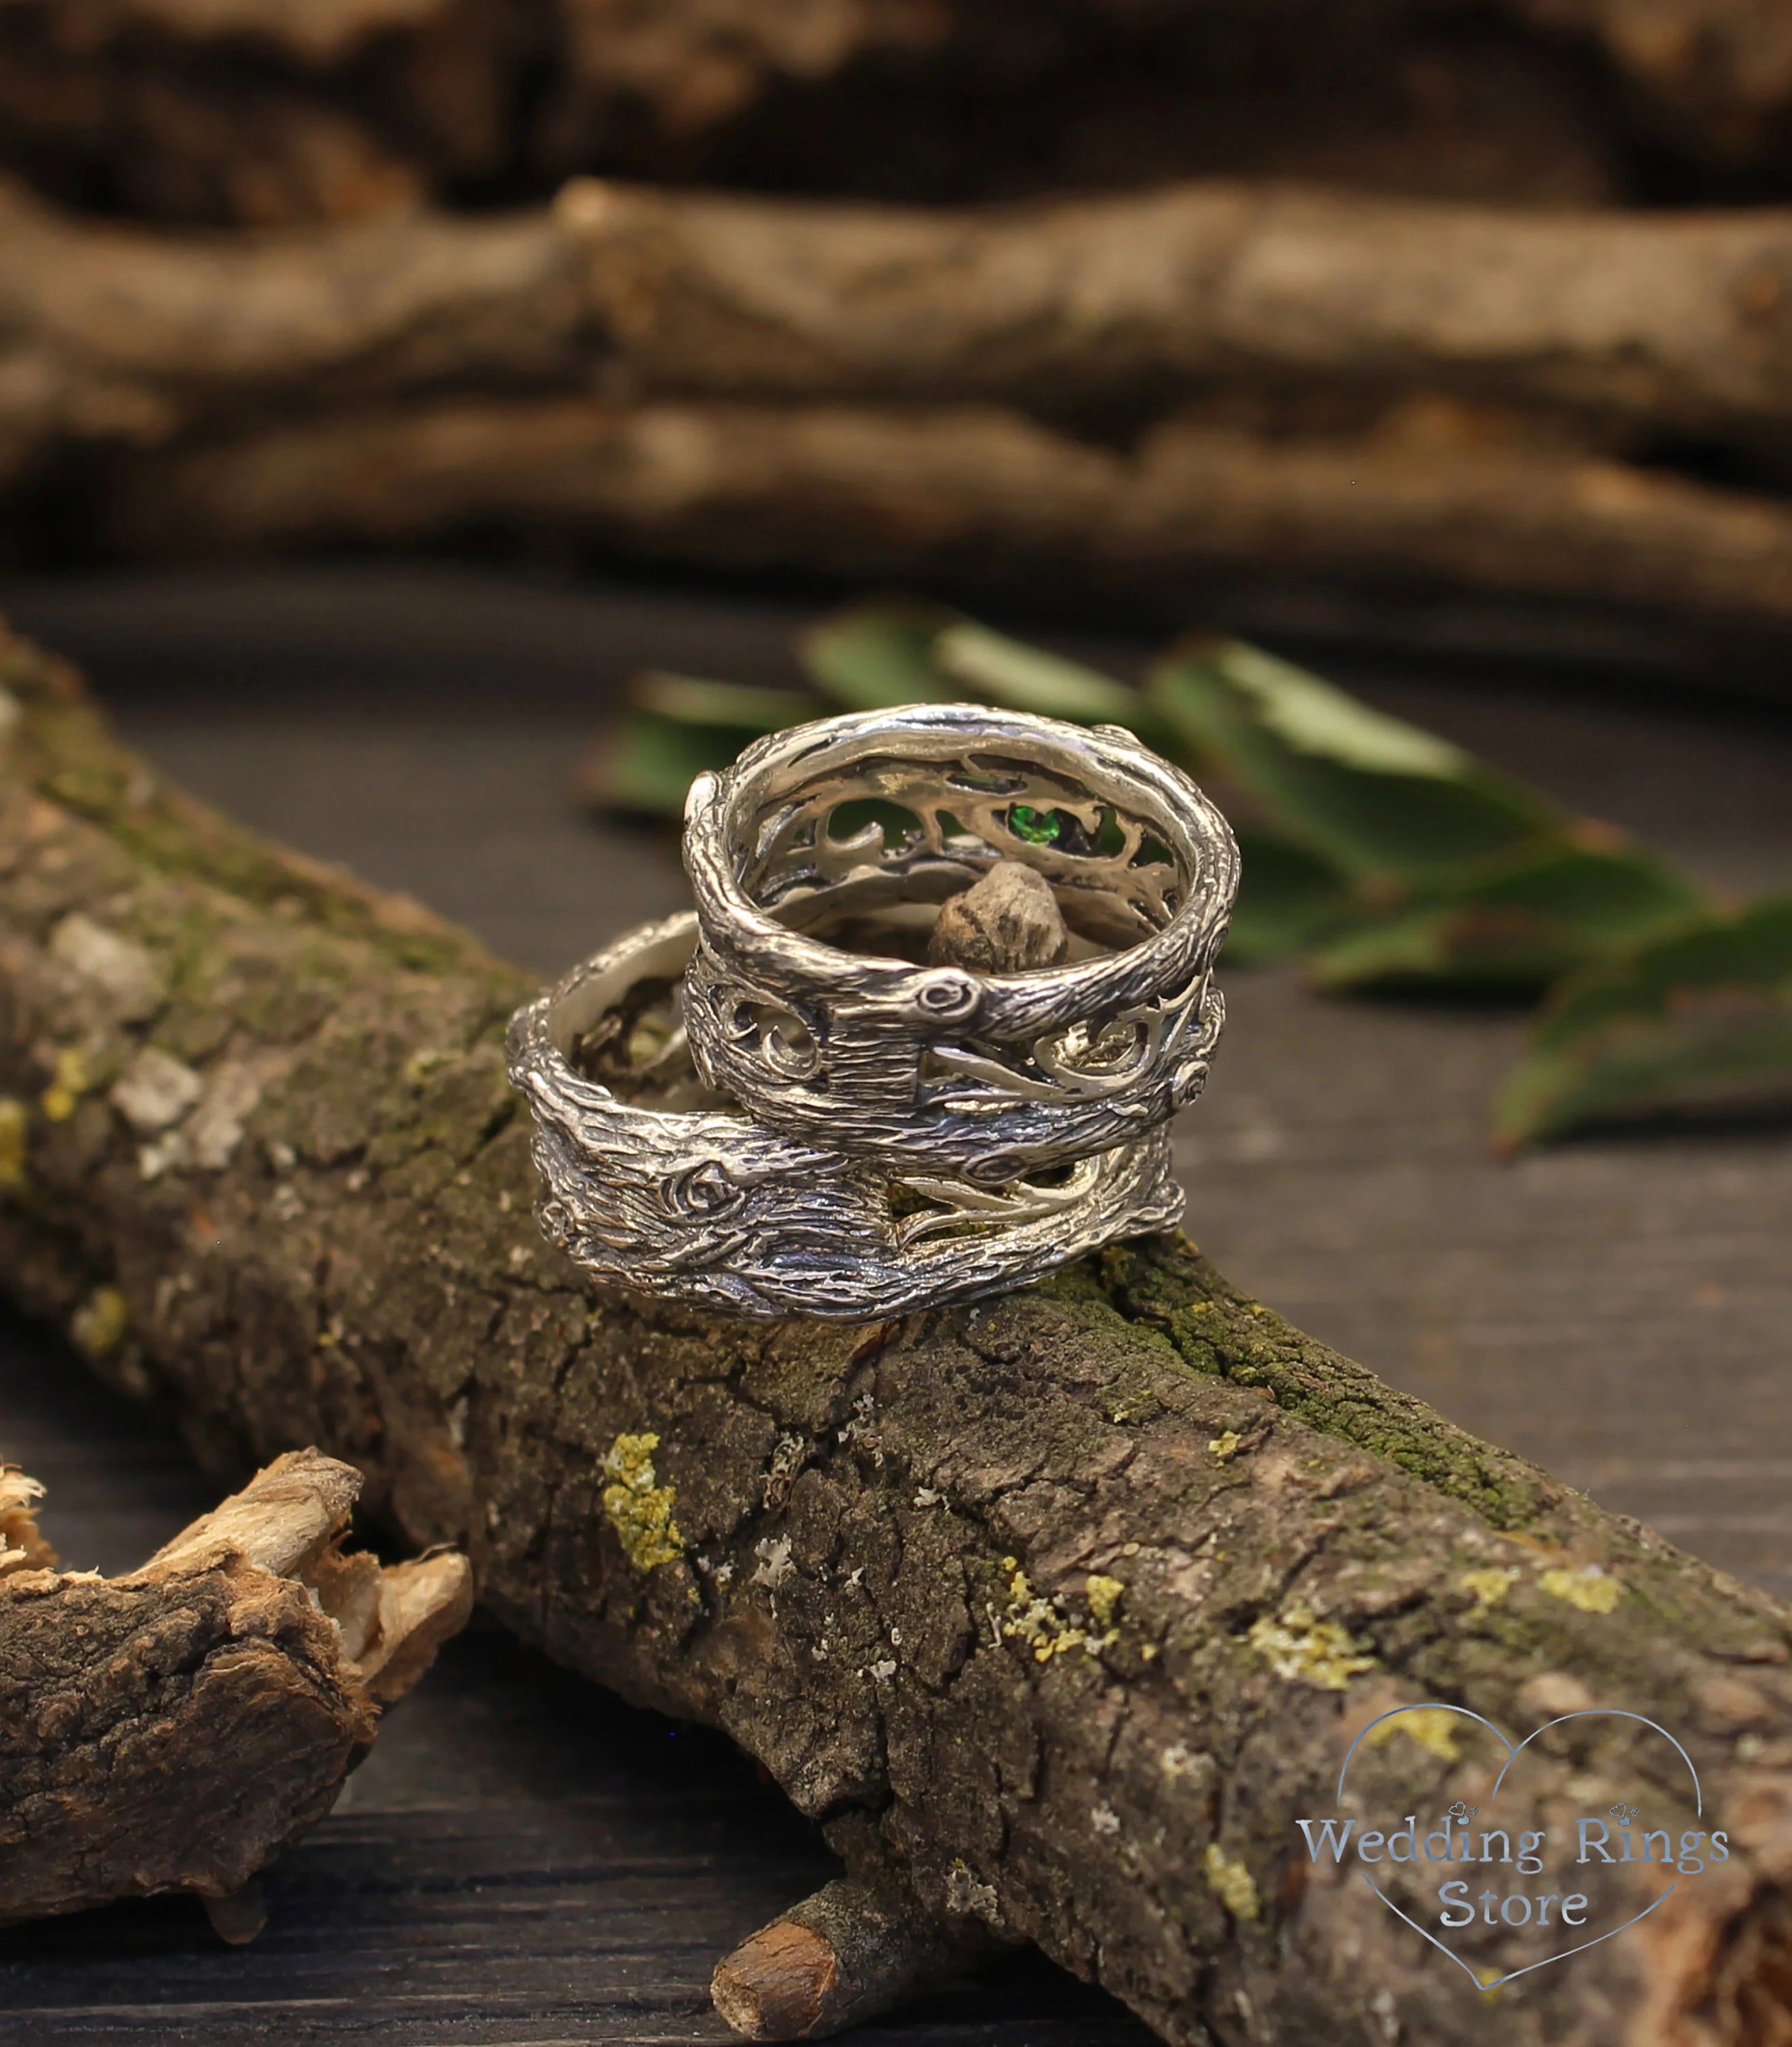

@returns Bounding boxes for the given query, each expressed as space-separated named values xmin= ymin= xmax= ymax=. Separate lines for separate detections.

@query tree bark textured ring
xmin=506 ymin=912 xmax=1185 ymax=1320
xmin=680 ymin=703 xmax=1239 ymax=1179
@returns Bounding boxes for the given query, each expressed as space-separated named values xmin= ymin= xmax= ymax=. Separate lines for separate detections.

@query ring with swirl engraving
xmin=506 ymin=912 xmax=1184 ymax=1321
xmin=680 ymin=703 xmax=1239 ymax=1179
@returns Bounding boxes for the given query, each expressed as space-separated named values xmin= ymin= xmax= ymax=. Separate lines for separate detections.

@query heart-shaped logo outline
xmin=1334 ymin=1704 xmax=1703 ymax=1990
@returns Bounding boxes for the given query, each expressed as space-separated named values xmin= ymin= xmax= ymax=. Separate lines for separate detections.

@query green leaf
xmin=586 ymin=714 xmax=736 ymax=819
xmin=1310 ymin=837 xmax=1707 ymax=993
xmin=1224 ymin=827 xmax=1361 ymax=964
xmin=588 ymin=618 xmax=1728 ymax=1096
xmin=588 ymin=673 xmax=813 ymax=819
xmin=632 ymin=673 xmax=816 ymax=734
xmin=1494 ymin=895 xmax=1792 ymax=1149
xmin=803 ymin=600 xmax=1157 ymax=735
xmin=931 ymin=621 xmax=1145 ymax=727
xmin=801 ymin=602 xmax=963 ymax=709
xmin=1148 ymin=639 xmax=1559 ymax=884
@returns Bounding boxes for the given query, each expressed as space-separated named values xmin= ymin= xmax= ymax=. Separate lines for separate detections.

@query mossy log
xmin=1 ymin=615 xmax=1791 ymax=2045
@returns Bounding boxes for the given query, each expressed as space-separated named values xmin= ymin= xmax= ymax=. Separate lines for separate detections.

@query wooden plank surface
xmin=0 ymin=566 xmax=1787 ymax=2044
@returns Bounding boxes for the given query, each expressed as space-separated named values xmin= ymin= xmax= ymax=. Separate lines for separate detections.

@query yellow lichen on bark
xmin=70 ymin=1285 xmax=129 ymax=1359
xmin=1540 ymin=1566 xmax=1622 ymax=1614
xmin=601 ymin=1432 xmax=684 ymax=1571
xmin=1203 ymin=1844 xmax=1260 ymax=1921
xmin=40 ymin=1048 xmax=89 ymax=1123
xmin=1086 ymin=1575 xmax=1125 ymax=1628
xmin=1247 ymin=1604 xmax=1376 ymax=1689
xmin=1366 ymin=1707 xmax=1462 ymax=1762
xmin=1460 ymin=1566 xmax=1520 ymax=1609
xmin=0 ymin=1099 xmax=25 ymax=1192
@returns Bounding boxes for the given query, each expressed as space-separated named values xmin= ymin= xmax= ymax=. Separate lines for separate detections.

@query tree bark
xmin=2 ymin=616 xmax=1791 ymax=2044
xmin=103 ymin=394 xmax=1792 ymax=631
xmin=0 ymin=1447 xmax=472 ymax=1926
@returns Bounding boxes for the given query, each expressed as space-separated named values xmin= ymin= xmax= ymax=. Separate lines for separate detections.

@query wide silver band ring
xmin=506 ymin=912 xmax=1185 ymax=1322
xmin=680 ymin=703 xmax=1239 ymax=1180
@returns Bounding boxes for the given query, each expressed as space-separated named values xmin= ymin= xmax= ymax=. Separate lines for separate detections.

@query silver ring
xmin=680 ymin=703 xmax=1238 ymax=1178
xmin=506 ymin=912 xmax=1184 ymax=1321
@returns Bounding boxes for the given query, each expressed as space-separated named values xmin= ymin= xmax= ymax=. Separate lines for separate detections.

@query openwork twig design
xmin=681 ymin=705 xmax=1239 ymax=1178
xmin=508 ymin=914 xmax=1183 ymax=1320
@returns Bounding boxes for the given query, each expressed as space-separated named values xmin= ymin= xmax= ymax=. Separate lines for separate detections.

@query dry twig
xmin=713 ymin=1875 xmax=996 ymax=2042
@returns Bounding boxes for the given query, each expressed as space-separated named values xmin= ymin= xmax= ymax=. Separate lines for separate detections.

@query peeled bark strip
xmin=0 ymin=1447 xmax=472 ymax=1926
xmin=0 ymin=1464 xmax=55 ymax=1573
xmin=106 ymin=395 xmax=1792 ymax=629
xmin=3 ymin=620 xmax=1792 ymax=2044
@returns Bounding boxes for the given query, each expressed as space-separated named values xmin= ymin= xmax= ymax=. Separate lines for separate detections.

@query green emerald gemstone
xmin=1009 ymin=804 xmax=1060 ymax=845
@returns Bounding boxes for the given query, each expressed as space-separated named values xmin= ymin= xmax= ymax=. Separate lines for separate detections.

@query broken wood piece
xmin=927 ymin=860 xmax=1070 ymax=974
xmin=145 ymin=1440 xmax=362 ymax=1579
xmin=712 ymin=1876 xmax=996 ymax=2041
xmin=0 ymin=1447 xmax=472 ymax=1929
xmin=0 ymin=1463 xmax=54 ymax=1574
xmin=7 ymin=620 xmax=1792 ymax=2042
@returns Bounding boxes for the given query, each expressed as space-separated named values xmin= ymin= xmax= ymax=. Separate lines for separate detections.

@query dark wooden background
xmin=1 ymin=565 xmax=1787 ymax=2046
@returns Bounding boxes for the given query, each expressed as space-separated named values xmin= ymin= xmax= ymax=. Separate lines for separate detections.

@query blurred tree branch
xmin=9 ymin=175 xmax=1792 ymax=454
xmin=1 ymin=0 xmax=1787 ymax=231
xmin=100 ymin=393 xmax=1792 ymax=630
xmin=3 ymin=169 xmax=1791 ymax=626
